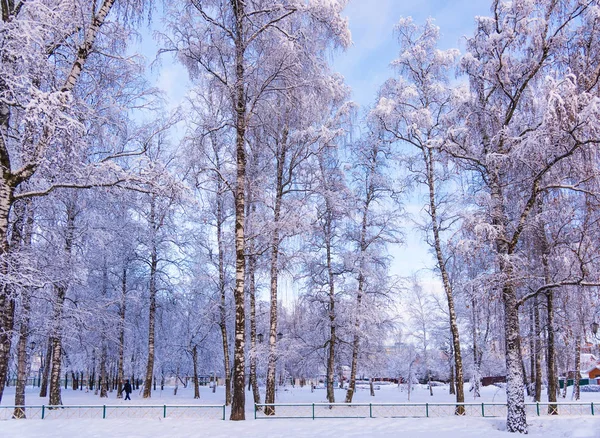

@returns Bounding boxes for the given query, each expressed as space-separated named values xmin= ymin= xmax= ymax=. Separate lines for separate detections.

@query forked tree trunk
xmin=345 ymin=144 xmax=380 ymax=404
xmin=345 ymin=206 xmax=368 ymax=404
xmin=143 ymin=197 xmax=158 ymax=399
xmin=49 ymin=201 xmax=76 ymax=406
xmin=39 ymin=341 xmax=53 ymax=397
xmin=265 ymin=128 xmax=287 ymax=416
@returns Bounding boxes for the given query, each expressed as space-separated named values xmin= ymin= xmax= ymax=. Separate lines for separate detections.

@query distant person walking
xmin=121 ymin=379 xmax=132 ymax=400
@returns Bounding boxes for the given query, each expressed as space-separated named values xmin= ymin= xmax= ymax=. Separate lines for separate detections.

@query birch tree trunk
xmin=265 ymin=130 xmax=287 ymax=415
xmin=423 ymin=147 xmax=465 ymax=413
xmin=192 ymin=345 xmax=200 ymax=399
xmin=246 ymin=151 xmax=260 ymax=407
xmin=538 ymin=216 xmax=558 ymax=413
xmin=230 ymin=0 xmax=248 ymax=419
xmin=0 ymin=181 xmax=16 ymax=403
xmin=0 ymin=0 xmax=119 ymax=404
xmin=216 ymin=177 xmax=231 ymax=406
xmin=573 ymin=335 xmax=581 ymax=400
xmin=326 ymin=210 xmax=336 ymax=404
xmin=248 ymin=251 xmax=261 ymax=405
xmin=48 ymin=284 xmax=66 ymax=406
xmin=471 ymin=297 xmax=480 ymax=398
xmin=13 ymin=202 xmax=34 ymax=417
xmin=49 ymin=201 xmax=76 ymax=406
xmin=345 ymin=200 xmax=368 ymax=404
xmin=534 ymin=296 xmax=542 ymax=402
xmin=527 ymin=305 xmax=535 ymax=398
xmin=117 ymin=265 xmax=127 ymax=398
xmin=143 ymin=197 xmax=158 ymax=399
xmin=491 ymin=177 xmax=526 ymax=433
xmin=39 ymin=341 xmax=52 ymax=398
xmin=13 ymin=292 xmax=31 ymax=418
xmin=99 ymin=344 xmax=108 ymax=398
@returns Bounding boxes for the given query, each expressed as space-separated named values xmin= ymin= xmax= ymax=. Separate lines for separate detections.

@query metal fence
xmin=254 ymin=402 xmax=598 ymax=419
xmin=0 ymin=404 xmax=226 ymax=420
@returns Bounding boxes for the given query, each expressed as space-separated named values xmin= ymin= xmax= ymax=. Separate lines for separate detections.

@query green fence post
xmin=536 ymin=403 xmax=540 ymax=416
xmin=426 ymin=403 xmax=429 ymax=418
xmin=312 ymin=403 xmax=315 ymax=420
xmin=254 ymin=404 xmax=257 ymax=420
xmin=163 ymin=405 xmax=167 ymax=418
xmin=103 ymin=405 xmax=106 ymax=419
xmin=41 ymin=405 xmax=45 ymax=420
xmin=591 ymin=402 xmax=594 ymax=416
xmin=370 ymin=403 xmax=373 ymax=418
xmin=481 ymin=403 xmax=485 ymax=417
xmin=222 ymin=405 xmax=226 ymax=420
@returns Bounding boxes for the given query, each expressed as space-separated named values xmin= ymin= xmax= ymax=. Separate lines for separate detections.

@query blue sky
xmin=149 ymin=1 xmax=492 ymax=113
xmin=331 ymin=1 xmax=491 ymax=284
xmin=334 ymin=0 xmax=491 ymax=111
xmin=145 ymin=0 xmax=494 ymax=287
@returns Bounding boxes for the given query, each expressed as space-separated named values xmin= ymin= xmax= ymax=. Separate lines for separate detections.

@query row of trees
xmin=1 ymin=0 xmax=599 ymax=434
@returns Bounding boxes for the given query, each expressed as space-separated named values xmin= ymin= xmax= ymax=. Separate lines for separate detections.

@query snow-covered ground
xmin=2 ymin=383 xmax=600 ymax=437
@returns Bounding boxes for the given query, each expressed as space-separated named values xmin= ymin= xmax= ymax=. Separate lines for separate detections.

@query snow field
xmin=2 ymin=384 xmax=600 ymax=436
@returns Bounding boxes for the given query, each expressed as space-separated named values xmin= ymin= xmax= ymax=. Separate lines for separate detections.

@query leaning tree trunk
xmin=423 ymin=147 xmax=465 ymax=413
xmin=143 ymin=197 xmax=158 ymax=399
xmin=345 ymin=213 xmax=368 ymax=404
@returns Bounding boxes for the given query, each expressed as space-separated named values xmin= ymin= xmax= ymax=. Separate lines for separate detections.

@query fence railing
xmin=0 ymin=404 xmax=226 ymax=421
xmin=254 ymin=402 xmax=597 ymax=419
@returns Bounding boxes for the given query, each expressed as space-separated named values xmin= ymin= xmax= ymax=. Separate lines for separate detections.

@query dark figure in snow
xmin=121 ymin=380 xmax=132 ymax=400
